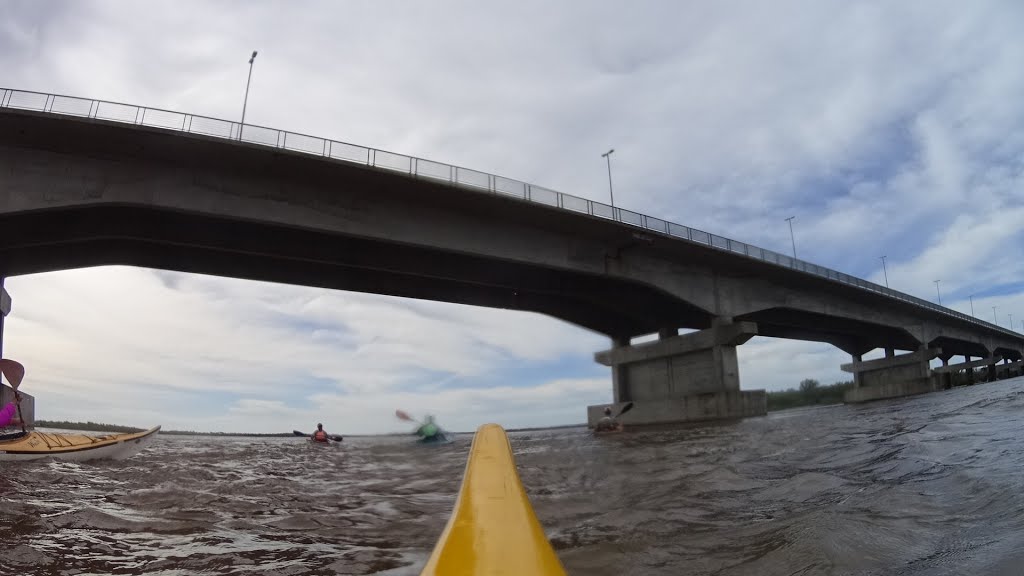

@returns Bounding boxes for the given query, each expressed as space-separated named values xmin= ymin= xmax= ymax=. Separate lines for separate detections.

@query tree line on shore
xmin=33 ymin=420 xmax=295 ymax=436
xmin=766 ymin=379 xmax=854 ymax=411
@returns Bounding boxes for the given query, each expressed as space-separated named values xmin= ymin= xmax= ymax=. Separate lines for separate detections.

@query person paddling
xmin=594 ymin=406 xmax=622 ymax=432
xmin=395 ymin=410 xmax=447 ymax=442
xmin=415 ymin=415 xmax=442 ymax=441
xmin=0 ymin=390 xmax=25 ymax=429
xmin=311 ymin=423 xmax=330 ymax=443
xmin=0 ymin=358 xmax=27 ymax=430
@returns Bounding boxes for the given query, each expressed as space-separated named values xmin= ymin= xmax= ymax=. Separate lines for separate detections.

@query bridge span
xmin=1 ymin=88 xmax=1021 ymax=428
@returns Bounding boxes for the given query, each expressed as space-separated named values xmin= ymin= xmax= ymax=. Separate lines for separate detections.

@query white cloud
xmin=2 ymin=0 xmax=1023 ymax=431
xmin=4 ymin=267 xmax=608 ymax=432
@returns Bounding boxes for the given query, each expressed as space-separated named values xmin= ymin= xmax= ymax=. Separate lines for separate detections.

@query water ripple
xmin=5 ymin=378 xmax=1024 ymax=574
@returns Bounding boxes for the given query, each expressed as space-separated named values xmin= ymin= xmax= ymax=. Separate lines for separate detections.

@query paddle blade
xmin=395 ymin=409 xmax=415 ymax=422
xmin=330 ymin=435 xmax=344 ymax=442
xmin=0 ymin=359 xmax=25 ymax=389
xmin=293 ymin=430 xmax=308 ymax=437
xmin=616 ymin=402 xmax=634 ymax=418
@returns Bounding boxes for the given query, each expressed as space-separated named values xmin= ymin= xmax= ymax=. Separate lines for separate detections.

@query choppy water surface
xmin=6 ymin=378 xmax=1024 ymax=575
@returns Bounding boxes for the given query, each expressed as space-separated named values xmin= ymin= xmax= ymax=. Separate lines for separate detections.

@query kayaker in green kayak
xmin=395 ymin=409 xmax=448 ymax=443
xmin=415 ymin=415 xmax=442 ymax=441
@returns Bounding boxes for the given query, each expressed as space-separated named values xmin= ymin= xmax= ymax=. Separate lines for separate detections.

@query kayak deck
xmin=420 ymin=423 xmax=566 ymax=576
xmin=0 ymin=426 xmax=161 ymax=461
xmin=420 ymin=432 xmax=452 ymax=445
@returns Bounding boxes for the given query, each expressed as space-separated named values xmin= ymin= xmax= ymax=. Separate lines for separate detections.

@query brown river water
xmin=5 ymin=377 xmax=1024 ymax=575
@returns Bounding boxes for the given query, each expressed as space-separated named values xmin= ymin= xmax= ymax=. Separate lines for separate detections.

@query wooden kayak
xmin=0 ymin=426 xmax=160 ymax=462
xmin=420 ymin=423 xmax=566 ymax=576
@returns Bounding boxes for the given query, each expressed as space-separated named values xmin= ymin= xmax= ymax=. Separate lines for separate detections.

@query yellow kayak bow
xmin=0 ymin=426 xmax=160 ymax=462
xmin=421 ymin=423 xmax=567 ymax=576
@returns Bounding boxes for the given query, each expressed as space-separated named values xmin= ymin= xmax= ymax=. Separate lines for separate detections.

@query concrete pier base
xmin=843 ymin=380 xmax=936 ymax=403
xmin=589 ymin=320 xmax=766 ymax=426
xmin=587 ymin=391 xmax=766 ymax=427
xmin=842 ymin=347 xmax=940 ymax=403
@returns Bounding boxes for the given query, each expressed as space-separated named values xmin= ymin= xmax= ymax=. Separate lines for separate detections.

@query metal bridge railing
xmin=0 ymin=87 xmax=1017 ymax=339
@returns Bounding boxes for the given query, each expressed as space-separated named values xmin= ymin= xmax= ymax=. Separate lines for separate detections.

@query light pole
xmin=993 ymin=306 xmax=998 ymax=325
xmin=880 ymin=256 xmax=889 ymax=288
xmin=785 ymin=216 xmax=797 ymax=259
xmin=969 ymin=294 xmax=975 ymax=317
xmin=601 ymin=149 xmax=615 ymax=209
xmin=933 ymin=280 xmax=942 ymax=305
xmin=240 ymin=50 xmax=258 ymax=140
xmin=1010 ymin=313 xmax=1014 ymax=330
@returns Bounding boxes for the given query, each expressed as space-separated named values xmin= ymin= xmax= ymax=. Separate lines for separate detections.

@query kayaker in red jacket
xmin=311 ymin=423 xmax=329 ymax=442
xmin=0 ymin=391 xmax=24 ymax=428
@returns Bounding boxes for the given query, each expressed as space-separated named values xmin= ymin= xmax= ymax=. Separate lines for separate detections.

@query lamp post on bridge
xmin=1010 ymin=313 xmax=1014 ymax=331
xmin=600 ymin=149 xmax=616 ymax=210
xmin=880 ymin=256 xmax=889 ymax=288
xmin=240 ymin=50 xmax=258 ymax=141
xmin=933 ymin=280 xmax=942 ymax=306
xmin=969 ymin=294 xmax=975 ymax=317
xmin=785 ymin=216 xmax=797 ymax=259
xmin=993 ymin=306 xmax=999 ymax=325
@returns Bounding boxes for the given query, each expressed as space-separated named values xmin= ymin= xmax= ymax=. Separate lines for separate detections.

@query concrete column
xmin=939 ymin=356 xmax=952 ymax=389
xmin=589 ymin=321 xmax=766 ymax=427
xmin=842 ymin=346 xmax=940 ymax=403
xmin=885 ymin=347 xmax=895 ymax=358
xmin=851 ymin=354 xmax=864 ymax=388
xmin=610 ymin=336 xmax=631 ymax=403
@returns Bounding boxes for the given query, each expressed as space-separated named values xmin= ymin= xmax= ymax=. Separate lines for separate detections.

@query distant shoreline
xmin=34 ymin=397 xmax=839 ymax=438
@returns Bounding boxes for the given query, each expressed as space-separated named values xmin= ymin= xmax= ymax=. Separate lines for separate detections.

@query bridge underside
xmin=0 ymin=205 xmax=710 ymax=339
xmin=736 ymin=308 xmax=921 ymax=355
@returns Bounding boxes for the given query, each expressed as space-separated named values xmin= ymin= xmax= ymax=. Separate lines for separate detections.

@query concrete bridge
xmin=1 ymin=88 xmax=1021 ymax=428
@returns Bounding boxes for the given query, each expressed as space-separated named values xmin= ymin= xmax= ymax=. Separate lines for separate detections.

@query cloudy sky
xmin=2 ymin=0 xmax=1023 ymax=433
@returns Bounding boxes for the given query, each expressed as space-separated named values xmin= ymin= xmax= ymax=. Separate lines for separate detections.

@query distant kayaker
xmin=0 ymin=390 xmax=25 ymax=429
xmin=415 ymin=415 xmax=442 ymax=440
xmin=594 ymin=406 xmax=622 ymax=433
xmin=311 ymin=423 xmax=329 ymax=443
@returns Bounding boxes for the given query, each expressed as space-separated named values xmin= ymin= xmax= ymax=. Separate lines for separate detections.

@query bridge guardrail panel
xmin=561 ymin=194 xmax=589 ymax=214
xmin=49 ymin=95 xmax=93 ymax=117
xmin=528 ymin=186 xmax=560 ymax=207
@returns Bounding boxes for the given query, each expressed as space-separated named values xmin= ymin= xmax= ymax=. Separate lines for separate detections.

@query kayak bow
xmin=0 ymin=426 xmax=161 ymax=462
xmin=420 ymin=423 xmax=566 ymax=576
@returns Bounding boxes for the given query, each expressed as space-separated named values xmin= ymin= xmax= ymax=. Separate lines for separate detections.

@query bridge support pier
xmin=933 ymin=355 xmax=1000 ymax=388
xmin=995 ymin=359 xmax=1024 ymax=380
xmin=936 ymin=355 xmax=953 ymax=390
xmin=588 ymin=321 xmax=766 ymax=427
xmin=842 ymin=347 xmax=941 ymax=403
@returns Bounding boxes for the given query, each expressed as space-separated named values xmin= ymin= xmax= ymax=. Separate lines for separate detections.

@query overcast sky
xmin=2 ymin=0 xmax=1023 ymax=433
